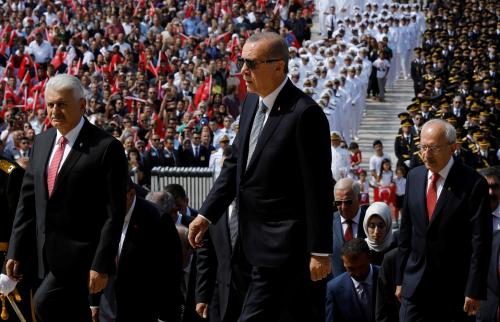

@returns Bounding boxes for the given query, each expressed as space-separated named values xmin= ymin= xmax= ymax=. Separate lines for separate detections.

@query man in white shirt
xmin=331 ymin=131 xmax=351 ymax=181
xmin=28 ymin=33 xmax=53 ymax=64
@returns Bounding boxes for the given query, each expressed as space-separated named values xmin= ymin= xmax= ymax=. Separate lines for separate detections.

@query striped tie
xmin=246 ymin=101 xmax=268 ymax=169
xmin=47 ymin=136 xmax=67 ymax=197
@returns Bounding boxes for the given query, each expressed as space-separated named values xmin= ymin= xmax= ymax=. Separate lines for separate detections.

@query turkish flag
xmin=194 ymin=75 xmax=212 ymax=107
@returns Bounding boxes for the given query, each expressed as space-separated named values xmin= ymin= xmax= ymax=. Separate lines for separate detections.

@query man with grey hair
xmin=145 ymin=191 xmax=177 ymax=222
xmin=332 ymin=178 xmax=368 ymax=277
xmin=189 ymin=31 xmax=333 ymax=321
xmin=396 ymin=119 xmax=491 ymax=322
xmin=5 ymin=74 xmax=129 ymax=322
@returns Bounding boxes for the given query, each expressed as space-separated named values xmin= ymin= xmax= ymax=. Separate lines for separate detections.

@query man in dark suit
xmin=189 ymin=32 xmax=333 ymax=321
xmin=396 ymin=119 xmax=492 ymax=322
xmin=476 ymin=166 xmax=500 ymax=322
xmin=332 ymin=178 xmax=368 ymax=277
xmin=195 ymin=206 xmax=251 ymax=322
xmin=6 ymin=74 xmax=128 ymax=322
xmin=91 ymin=180 xmax=183 ymax=322
xmin=326 ymin=238 xmax=379 ymax=322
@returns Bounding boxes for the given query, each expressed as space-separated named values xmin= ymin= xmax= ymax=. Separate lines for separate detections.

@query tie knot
xmin=431 ymin=173 xmax=440 ymax=184
xmin=345 ymin=219 xmax=353 ymax=225
xmin=259 ymin=101 xmax=268 ymax=113
xmin=58 ymin=136 xmax=67 ymax=147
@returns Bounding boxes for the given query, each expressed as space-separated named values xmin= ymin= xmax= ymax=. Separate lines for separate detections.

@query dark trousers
xmin=399 ymin=294 xmax=475 ymax=322
xmin=238 ymin=256 xmax=326 ymax=322
xmin=33 ymin=271 xmax=91 ymax=322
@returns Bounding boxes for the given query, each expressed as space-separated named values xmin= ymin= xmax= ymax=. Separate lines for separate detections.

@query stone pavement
xmin=357 ymin=79 xmax=414 ymax=171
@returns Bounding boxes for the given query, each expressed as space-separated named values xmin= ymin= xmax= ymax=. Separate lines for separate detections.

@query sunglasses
xmin=237 ymin=57 xmax=281 ymax=70
xmin=334 ymin=200 xmax=353 ymax=206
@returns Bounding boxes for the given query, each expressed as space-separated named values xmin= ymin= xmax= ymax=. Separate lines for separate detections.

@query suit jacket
xmin=95 ymin=197 xmax=183 ymax=322
xmin=195 ymin=211 xmax=251 ymax=321
xmin=397 ymin=160 xmax=491 ymax=303
xmin=326 ymin=265 xmax=380 ymax=322
xmin=477 ymin=230 xmax=500 ymax=322
xmin=375 ymin=248 xmax=399 ymax=322
xmin=332 ymin=206 xmax=368 ymax=277
xmin=8 ymin=119 xmax=128 ymax=280
xmin=199 ymin=79 xmax=334 ymax=268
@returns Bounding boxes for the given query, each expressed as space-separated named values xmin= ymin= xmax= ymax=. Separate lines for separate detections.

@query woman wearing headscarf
xmin=363 ymin=201 xmax=396 ymax=265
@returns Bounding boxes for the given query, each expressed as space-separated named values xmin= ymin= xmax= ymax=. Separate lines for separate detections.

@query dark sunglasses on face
xmin=334 ymin=199 xmax=353 ymax=206
xmin=237 ymin=57 xmax=281 ymax=70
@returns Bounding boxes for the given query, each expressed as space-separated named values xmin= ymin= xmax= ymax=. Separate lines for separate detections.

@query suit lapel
xmin=429 ymin=161 xmax=461 ymax=227
xmin=52 ymin=120 xmax=89 ymax=196
xmin=238 ymin=93 xmax=259 ymax=177
xmin=246 ymin=80 xmax=294 ymax=172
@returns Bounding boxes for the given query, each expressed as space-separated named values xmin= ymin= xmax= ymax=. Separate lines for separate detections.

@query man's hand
xmin=188 ymin=216 xmax=210 ymax=248
xmin=195 ymin=303 xmax=209 ymax=319
xmin=463 ymin=297 xmax=480 ymax=316
xmin=395 ymin=285 xmax=402 ymax=302
xmin=88 ymin=270 xmax=108 ymax=294
xmin=5 ymin=259 xmax=23 ymax=282
xmin=310 ymin=255 xmax=331 ymax=281
xmin=90 ymin=307 xmax=99 ymax=322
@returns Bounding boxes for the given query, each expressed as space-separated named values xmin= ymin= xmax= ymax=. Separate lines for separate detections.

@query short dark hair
xmin=373 ymin=139 xmax=383 ymax=147
xmin=165 ymin=183 xmax=187 ymax=199
xmin=341 ymin=238 xmax=370 ymax=260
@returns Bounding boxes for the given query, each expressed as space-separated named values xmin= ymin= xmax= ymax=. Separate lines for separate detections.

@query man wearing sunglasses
xmin=189 ymin=32 xmax=333 ymax=322
xmin=332 ymin=178 xmax=368 ymax=277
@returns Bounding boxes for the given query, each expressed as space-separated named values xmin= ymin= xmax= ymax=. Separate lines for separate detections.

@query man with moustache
xmin=396 ymin=119 xmax=491 ymax=322
xmin=188 ymin=32 xmax=333 ymax=321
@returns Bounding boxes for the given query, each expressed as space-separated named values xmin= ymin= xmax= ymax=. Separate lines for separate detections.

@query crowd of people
xmin=0 ymin=0 xmax=499 ymax=321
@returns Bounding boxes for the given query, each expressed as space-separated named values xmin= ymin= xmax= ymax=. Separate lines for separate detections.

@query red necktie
xmin=47 ymin=136 xmax=67 ymax=197
xmin=426 ymin=173 xmax=440 ymax=220
xmin=344 ymin=219 xmax=353 ymax=241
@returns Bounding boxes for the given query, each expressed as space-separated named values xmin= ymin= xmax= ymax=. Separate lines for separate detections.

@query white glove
xmin=0 ymin=274 xmax=17 ymax=295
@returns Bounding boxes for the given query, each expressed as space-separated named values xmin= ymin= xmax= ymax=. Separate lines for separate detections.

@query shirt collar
xmin=341 ymin=207 xmax=361 ymax=225
xmin=427 ymin=156 xmax=454 ymax=182
xmin=493 ymin=204 xmax=500 ymax=218
xmin=55 ymin=117 xmax=84 ymax=147
xmin=261 ymin=77 xmax=288 ymax=110
xmin=351 ymin=264 xmax=373 ymax=289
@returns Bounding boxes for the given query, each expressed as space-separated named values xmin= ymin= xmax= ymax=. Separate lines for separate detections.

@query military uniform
xmin=0 ymin=157 xmax=35 ymax=322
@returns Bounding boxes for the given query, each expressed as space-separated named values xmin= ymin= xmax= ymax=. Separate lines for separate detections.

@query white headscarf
xmin=363 ymin=202 xmax=393 ymax=252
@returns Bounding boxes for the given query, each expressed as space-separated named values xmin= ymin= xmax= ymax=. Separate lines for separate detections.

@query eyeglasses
xmin=334 ymin=200 xmax=353 ymax=206
xmin=367 ymin=222 xmax=386 ymax=229
xmin=237 ymin=57 xmax=282 ymax=70
xmin=417 ymin=144 xmax=450 ymax=153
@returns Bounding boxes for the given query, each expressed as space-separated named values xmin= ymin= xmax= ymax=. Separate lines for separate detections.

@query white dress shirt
xmin=118 ymin=196 xmax=136 ymax=257
xmin=426 ymin=157 xmax=454 ymax=200
xmin=492 ymin=204 xmax=500 ymax=232
xmin=260 ymin=77 xmax=288 ymax=126
xmin=341 ymin=208 xmax=362 ymax=238
xmin=47 ymin=117 xmax=85 ymax=174
xmin=351 ymin=264 xmax=373 ymax=299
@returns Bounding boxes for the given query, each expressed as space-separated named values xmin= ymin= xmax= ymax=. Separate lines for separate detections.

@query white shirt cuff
xmin=197 ymin=214 xmax=212 ymax=224
xmin=311 ymin=253 xmax=331 ymax=256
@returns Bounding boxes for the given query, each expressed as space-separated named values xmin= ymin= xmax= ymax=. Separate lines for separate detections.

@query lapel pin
xmin=277 ymin=106 xmax=281 ymax=111
xmin=79 ymin=142 xmax=83 ymax=148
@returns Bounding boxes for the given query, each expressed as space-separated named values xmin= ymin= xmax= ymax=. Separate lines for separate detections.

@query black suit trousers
xmin=238 ymin=255 xmax=325 ymax=322
xmin=34 ymin=271 xmax=91 ymax=322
